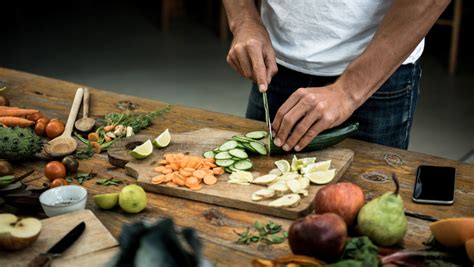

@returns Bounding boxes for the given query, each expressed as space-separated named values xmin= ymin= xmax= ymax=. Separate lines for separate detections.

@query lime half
xmin=305 ymin=169 xmax=336 ymax=185
xmin=130 ymin=140 xmax=153 ymax=159
xmin=153 ymin=128 xmax=171 ymax=148
xmin=275 ymin=159 xmax=290 ymax=173
xmin=301 ymin=160 xmax=331 ymax=174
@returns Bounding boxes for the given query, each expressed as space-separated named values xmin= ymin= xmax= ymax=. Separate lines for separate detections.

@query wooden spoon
xmin=75 ymin=88 xmax=95 ymax=132
xmin=44 ymin=88 xmax=84 ymax=157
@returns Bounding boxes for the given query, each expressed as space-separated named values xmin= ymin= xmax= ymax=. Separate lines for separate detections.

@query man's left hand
xmin=272 ymin=84 xmax=357 ymax=152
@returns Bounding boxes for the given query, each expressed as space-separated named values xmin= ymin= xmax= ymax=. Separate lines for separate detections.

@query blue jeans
xmin=246 ymin=62 xmax=422 ymax=149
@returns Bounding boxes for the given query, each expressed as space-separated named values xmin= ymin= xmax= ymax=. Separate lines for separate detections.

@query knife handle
xmin=28 ymin=253 xmax=52 ymax=267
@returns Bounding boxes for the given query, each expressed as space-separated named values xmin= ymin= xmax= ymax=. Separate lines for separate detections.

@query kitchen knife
xmin=28 ymin=221 xmax=86 ymax=267
xmin=262 ymin=92 xmax=273 ymax=152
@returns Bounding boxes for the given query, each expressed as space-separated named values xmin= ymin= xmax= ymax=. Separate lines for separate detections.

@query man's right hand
xmin=226 ymin=21 xmax=278 ymax=93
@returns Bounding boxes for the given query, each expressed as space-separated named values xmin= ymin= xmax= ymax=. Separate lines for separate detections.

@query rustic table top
xmin=1 ymin=67 xmax=473 ymax=266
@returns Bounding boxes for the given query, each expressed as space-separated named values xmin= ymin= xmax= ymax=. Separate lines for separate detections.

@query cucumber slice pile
xmin=203 ymin=131 xmax=268 ymax=173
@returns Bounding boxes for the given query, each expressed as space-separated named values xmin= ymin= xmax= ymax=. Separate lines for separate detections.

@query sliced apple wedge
xmin=0 ymin=213 xmax=42 ymax=251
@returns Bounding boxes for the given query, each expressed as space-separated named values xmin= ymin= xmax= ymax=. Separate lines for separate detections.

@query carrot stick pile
xmin=152 ymin=153 xmax=225 ymax=191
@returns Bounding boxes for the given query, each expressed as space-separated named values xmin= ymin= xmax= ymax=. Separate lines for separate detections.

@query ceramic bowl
xmin=39 ymin=185 xmax=87 ymax=217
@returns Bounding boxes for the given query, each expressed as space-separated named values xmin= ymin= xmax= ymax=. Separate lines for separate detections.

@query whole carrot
xmin=0 ymin=117 xmax=35 ymax=127
xmin=0 ymin=107 xmax=40 ymax=117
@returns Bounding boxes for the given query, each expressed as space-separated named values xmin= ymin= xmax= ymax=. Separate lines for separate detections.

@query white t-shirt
xmin=261 ymin=0 xmax=424 ymax=76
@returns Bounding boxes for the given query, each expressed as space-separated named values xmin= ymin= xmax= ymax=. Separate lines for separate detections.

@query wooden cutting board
xmin=0 ymin=209 xmax=118 ymax=267
xmin=108 ymin=128 xmax=354 ymax=219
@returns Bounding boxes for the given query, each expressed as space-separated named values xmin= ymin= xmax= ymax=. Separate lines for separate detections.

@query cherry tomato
xmin=45 ymin=121 xmax=65 ymax=139
xmin=44 ymin=161 xmax=66 ymax=181
xmin=50 ymin=178 xmax=68 ymax=188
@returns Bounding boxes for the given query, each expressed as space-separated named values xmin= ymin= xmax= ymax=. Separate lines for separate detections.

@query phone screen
xmin=413 ymin=165 xmax=456 ymax=204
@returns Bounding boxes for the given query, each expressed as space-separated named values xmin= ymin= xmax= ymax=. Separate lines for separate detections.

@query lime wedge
xmin=152 ymin=128 xmax=171 ymax=148
xmin=291 ymin=155 xmax=300 ymax=172
xmin=305 ymin=169 xmax=336 ymax=185
xmin=275 ymin=159 xmax=290 ymax=173
xmin=301 ymin=160 xmax=331 ymax=174
xmin=300 ymin=157 xmax=316 ymax=166
xmin=129 ymin=140 xmax=153 ymax=159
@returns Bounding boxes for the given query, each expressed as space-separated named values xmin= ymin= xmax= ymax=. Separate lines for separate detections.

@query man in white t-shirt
xmin=222 ymin=0 xmax=449 ymax=150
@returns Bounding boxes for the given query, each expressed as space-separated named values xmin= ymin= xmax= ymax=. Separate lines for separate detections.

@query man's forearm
xmin=222 ymin=0 xmax=262 ymax=34
xmin=338 ymin=0 xmax=450 ymax=107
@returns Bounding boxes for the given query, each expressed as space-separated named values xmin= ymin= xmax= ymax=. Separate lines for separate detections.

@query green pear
xmin=119 ymin=184 xmax=147 ymax=213
xmin=357 ymin=173 xmax=407 ymax=246
xmin=94 ymin=193 xmax=119 ymax=210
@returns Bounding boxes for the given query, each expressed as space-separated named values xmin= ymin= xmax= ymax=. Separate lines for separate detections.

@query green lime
xmin=129 ymin=140 xmax=153 ymax=159
xmin=152 ymin=129 xmax=171 ymax=148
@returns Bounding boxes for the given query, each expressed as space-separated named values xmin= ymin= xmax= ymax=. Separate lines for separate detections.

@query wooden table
xmin=1 ymin=67 xmax=473 ymax=266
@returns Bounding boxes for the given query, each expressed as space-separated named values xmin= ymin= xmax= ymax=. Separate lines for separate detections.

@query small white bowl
xmin=39 ymin=185 xmax=88 ymax=217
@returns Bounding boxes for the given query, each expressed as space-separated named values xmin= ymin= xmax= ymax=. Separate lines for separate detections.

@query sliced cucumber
xmin=219 ymin=140 xmax=238 ymax=151
xmin=236 ymin=143 xmax=245 ymax=149
xmin=203 ymin=151 xmax=215 ymax=159
xmin=234 ymin=159 xmax=253 ymax=170
xmin=215 ymin=151 xmax=232 ymax=160
xmin=232 ymin=157 xmax=242 ymax=161
xmin=232 ymin=135 xmax=255 ymax=143
xmin=229 ymin=149 xmax=248 ymax=159
xmin=215 ymin=159 xmax=235 ymax=167
xmin=250 ymin=141 xmax=268 ymax=155
xmin=224 ymin=167 xmax=233 ymax=173
xmin=241 ymin=143 xmax=258 ymax=153
xmin=229 ymin=165 xmax=240 ymax=172
xmin=245 ymin=131 xmax=268 ymax=140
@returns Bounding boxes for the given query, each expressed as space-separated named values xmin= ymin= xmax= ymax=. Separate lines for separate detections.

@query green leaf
xmin=270 ymin=234 xmax=285 ymax=244
xmin=255 ymin=221 xmax=264 ymax=232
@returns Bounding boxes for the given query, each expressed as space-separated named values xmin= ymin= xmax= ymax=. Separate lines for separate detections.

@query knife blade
xmin=28 ymin=221 xmax=86 ymax=267
xmin=262 ymin=92 xmax=273 ymax=152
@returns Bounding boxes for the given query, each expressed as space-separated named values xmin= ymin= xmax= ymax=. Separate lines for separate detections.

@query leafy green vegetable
xmin=74 ymin=144 xmax=94 ymax=159
xmin=234 ymin=221 xmax=287 ymax=245
xmin=96 ymin=177 xmax=123 ymax=186
xmin=326 ymin=237 xmax=381 ymax=267
xmin=66 ymin=171 xmax=96 ymax=184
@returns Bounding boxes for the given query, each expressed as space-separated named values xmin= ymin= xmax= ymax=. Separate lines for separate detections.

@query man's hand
xmin=226 ymin=21 xmax=278 ymax=92
xmin=272 ymin=84 xmax=357 ymax=152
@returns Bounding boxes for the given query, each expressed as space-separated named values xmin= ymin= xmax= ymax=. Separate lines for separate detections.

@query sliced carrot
xmin=159 ymin=160 xmax=168 ymax=165
xmin=185 ymin=176 xmax=200 ymax=188
xmin=204 ymin=158 xmax=215 ymax=163
xmin=154 ymin=166 xmax=165 ymax=173
xmin=203 ymin=174 xmax=217 ymax=185
xmin=169 ymin=164 xmax=179 ymax=171
xmin=213 ymin=167 xmax=224 ymax=175
xmin=189 ymin=184 xmax=203 ymax=191
xmin=162 ymin=168 xmax=173 ymax=174
xmin=179 ymin=169 xmax=192 ymax=177
xmin=183 ymin=167 xmax=196 ymax=172
xmin=151 ymin=175 xmax=165 ymax=184
xmin=165 ymin=173 xmax=175 ymax=182
xmin=193 ymin=170 xmax=206 ymax=179
xmin=204 ymin=162 xmax=217 ymax=168
xmin=166 ymin=181 xmax=178 ymax=187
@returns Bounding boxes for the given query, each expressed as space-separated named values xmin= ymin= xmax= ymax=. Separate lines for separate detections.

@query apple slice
xmin=0 ymin=213 xmax=42 ymax=251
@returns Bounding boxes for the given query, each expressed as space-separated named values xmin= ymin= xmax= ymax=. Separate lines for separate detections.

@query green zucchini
xmin=269 ymin=122 xmax=359 ymax=155
xmin=245 ymin=131 xmax=267 ymax=140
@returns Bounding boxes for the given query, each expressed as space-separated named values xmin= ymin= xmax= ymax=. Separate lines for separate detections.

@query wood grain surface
xmin=107 ymin=128 xmax=354 ymax=219
xmin=0 ymin=209 xmax=118 ymax=267
xmin=1 ymin=67 xmax=473 ymax=266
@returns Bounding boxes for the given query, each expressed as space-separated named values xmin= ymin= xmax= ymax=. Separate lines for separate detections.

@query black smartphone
xmin=412 ymin=165 xmax=456 ymax=205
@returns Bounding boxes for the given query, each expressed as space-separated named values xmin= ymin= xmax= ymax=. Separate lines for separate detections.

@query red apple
xmin=288 ymin=213 xmax=347 ymax=263
xmin=314 ymin=182 xmax=365 ymax=226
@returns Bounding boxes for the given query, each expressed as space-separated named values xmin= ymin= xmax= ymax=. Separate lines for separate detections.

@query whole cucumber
xmin=269 ymin=122 xmax=359 ymax=155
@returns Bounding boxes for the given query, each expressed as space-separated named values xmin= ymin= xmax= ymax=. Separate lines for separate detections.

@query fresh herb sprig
xmin=66 ymin=170 xmax=97 ymax=184
xmin=235 ymin=221 xmax=287 ymax=245
xmin=104 ymin=105 xmax=171 ymax=133
xmin=74 ymin=144 xmax=94 ymax=159
xmin=96 ymin=177 xmax=123 ymax=186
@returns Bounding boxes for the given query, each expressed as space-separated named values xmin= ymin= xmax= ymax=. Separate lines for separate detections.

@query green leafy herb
xmin=66 ymin=170 xmax=97 ymax=185
xmin=74 ymin=144 xmax=94 ymax=159
xmin=96 ymin=177 xmax=123 ymax=186
xmin=104 ymin=105 xmax=171 ymax=133
xmin=234 ymin=221 xmax=287 ymax=245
